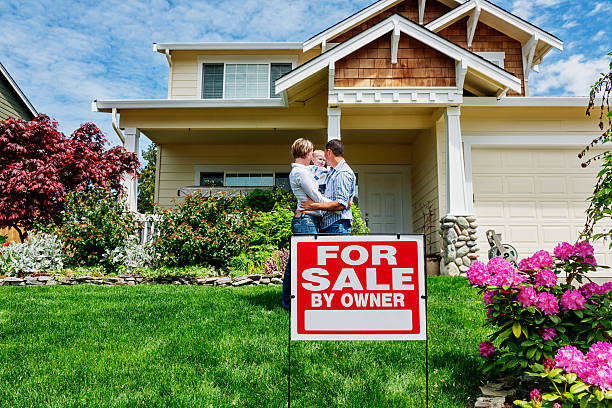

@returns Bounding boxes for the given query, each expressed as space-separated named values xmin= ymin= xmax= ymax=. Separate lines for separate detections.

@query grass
xmin=0 ymin=276 xmax=490 ymax=407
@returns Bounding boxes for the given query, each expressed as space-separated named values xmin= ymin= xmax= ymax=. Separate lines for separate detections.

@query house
xmin=0 ymin=61 xmax=38 ymax=242
xmin=92 ymin=0 xmax=611 ymax=279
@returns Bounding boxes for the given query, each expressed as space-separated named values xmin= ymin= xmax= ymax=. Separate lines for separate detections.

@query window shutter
xmin=270 ymin=63 xmax=293 ymax=98
xmin=202 ymin=64 xmax=224 ymax=99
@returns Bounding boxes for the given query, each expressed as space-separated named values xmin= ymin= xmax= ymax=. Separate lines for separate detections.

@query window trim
xmin=475 ymin=52 xmax=506 ymax=69
xmin=197 ymin=55 xmax=298 ymax=100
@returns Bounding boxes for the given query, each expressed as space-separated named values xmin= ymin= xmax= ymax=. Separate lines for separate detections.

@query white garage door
xmin=472 ymin=147 xmax=612 ymax=281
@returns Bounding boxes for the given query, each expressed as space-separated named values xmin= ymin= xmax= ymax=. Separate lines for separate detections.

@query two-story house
xmin=93 ymin=0 xmax=611 ymax=278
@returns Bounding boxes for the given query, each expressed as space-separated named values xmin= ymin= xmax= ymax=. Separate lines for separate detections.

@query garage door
xmin=472 ymin=147 xmax=612 ymax=281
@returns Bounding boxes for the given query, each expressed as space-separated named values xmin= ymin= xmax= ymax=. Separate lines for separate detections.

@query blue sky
xmin=1 ymin=0 xmax=611 ymax=155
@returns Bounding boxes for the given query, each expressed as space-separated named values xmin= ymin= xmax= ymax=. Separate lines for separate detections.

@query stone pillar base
xmin=440 ymin=215 xmax=480 ymax=276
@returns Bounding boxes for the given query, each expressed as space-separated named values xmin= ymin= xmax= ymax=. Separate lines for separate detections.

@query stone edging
xmin=440 ymin=215 xmax=480 ymax=276
xmin=0 ymin=273 xmax=284 ymax=287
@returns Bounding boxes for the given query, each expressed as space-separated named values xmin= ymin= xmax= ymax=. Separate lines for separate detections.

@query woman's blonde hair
xmin=291 ymin=138 xmax=314 ymax=159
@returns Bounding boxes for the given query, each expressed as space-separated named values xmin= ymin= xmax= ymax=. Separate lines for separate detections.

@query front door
xmin=364 ymin=173 xmax=404 ymax=233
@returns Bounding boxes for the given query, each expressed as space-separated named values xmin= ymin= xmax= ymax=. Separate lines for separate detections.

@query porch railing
xmin=134 ymin=213 xmax=161 ymax=244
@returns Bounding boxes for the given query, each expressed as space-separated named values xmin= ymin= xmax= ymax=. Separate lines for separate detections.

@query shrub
xmin=229 ymin=245 xmax=276 ymax=275
xmin=468 ymin=243 xmax=611 ymax=379
xmin=155 ymin=192 xmax=253 ymax=268
xmin=351 ymin=204 xmax=370 ymax=234
xmin=105 ymin=240 xmax=155 ymax=273
xmin=263 ymin=249 xmax=289 ymax=275
xmin=245 ymin=189 xmax=276 ymax=212
xmin=249 ymin=204 xmax=293 ymax=249
xmin=0 ymin=234 xmax=63 ymax=276
xmin=35 ymin=187 xmax=137 ymax=269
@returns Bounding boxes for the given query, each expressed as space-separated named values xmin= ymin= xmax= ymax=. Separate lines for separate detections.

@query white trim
xmin=418 ymin=0 xmax=427 ymax=25
xmin=475 ymin=51 xmax=505 ymax=68
xmin=522 ymin=34 xmax=538 ymax=96
xmin=328 ymin=87 xmax=462 ymax=105
xmin=196 ymin=55 xmax=298 ymax=100
xmin=466 ymin=0 xmax=481 ymax=47
xmin=462 ymin=133 xmax=601 ymax=213
xmin=93 ymin=99 xmax=287 ymax=112
xmin=445 ymin=106 xmax=471 ymax=216
xmin=391 ymin=22 xmax=400 ymax=63
xmin=455 ymin=59 xmax=468 ymax=90
xmin=278 ymin=14 xmax=522 ymax=95
xmin=0 ymin=61 xmax=37 ymax=118
xmin=425 ymin=0 xmax=563 ymax=51
xmin=302 ymin=0 xmax=464 ymax=52
xmin=462 ymin=96 xmax=589 ymax=106
xmin=193 ymin=165 xmax=290 ymax=186
xmin=327 ymin=107 xmax=341 ymax=140
xmin=154 ymin=42 xmax=303 ymax=52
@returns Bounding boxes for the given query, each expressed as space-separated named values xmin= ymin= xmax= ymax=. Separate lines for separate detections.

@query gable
xmin=331 ymin=0 xmax=451 ymax=44
xmin=438 ymin=17 xmax=524 ymax=95
xmin=334 ymin=33 xmax=456 ymax=87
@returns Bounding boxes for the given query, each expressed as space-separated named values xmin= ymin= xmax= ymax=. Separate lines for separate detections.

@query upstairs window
xmin=475 ymin=52 xmax=506 ymax=69
xmin=201 ymin=62 xmax=294 ymax=99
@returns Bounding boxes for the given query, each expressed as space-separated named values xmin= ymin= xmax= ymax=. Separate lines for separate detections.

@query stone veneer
xmin=0 ymin=274 xmax=284 ymax=287
xmin=440 ymin=215 xmax=480 ymax=276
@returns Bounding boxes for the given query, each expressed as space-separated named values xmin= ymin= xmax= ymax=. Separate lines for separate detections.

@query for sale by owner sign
xmin=291 ymin=235 xmax=426 ymax=341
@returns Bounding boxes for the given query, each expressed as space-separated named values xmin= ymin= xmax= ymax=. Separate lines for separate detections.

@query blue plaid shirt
xmin=321 ymin=159 xmax=356 ymax=230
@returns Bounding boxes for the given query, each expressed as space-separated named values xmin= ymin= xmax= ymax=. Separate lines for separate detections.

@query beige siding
xmin=157 ymin=142 xmax=413 ymax=207
xmin=411 ymin=128 xmax=441 ymax=254
xmin=0 ymin=76 xmax=34 ymax=121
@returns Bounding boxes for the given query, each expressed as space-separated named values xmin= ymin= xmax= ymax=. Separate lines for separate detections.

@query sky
xmin=1 ymin=0 xmax=611 ymax=157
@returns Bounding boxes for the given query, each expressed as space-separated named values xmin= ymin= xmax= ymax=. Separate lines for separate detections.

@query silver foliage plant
xmin=105 ymin=240 xmax=155 ymax=272
xmin=0 ymin=234 xmax=64 ymax=276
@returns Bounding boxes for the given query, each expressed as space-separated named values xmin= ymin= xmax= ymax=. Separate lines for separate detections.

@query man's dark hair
xmin=325 ymin=139 xmax=344 ymax=157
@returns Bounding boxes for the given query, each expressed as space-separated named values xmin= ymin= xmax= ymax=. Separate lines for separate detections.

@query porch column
xmin=122 ymin=127 xmax=140 ymax=212
xmin=445 ymin=106 xmax=470 ymax=215
xmin=327 ymin=107 xmax=341 ymax=141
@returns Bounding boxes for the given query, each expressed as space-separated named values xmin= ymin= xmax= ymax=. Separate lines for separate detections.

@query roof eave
xmin=154 ymin=42 xmax=304 ymax=53
xmin=0 ymin=61 xmax=37 ymax=118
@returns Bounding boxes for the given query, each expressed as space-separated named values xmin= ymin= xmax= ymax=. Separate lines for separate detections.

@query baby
xmin=310 ymin=149 xmax=328 ymax=194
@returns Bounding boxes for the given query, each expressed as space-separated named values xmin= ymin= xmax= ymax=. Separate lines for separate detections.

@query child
xmin=310 ymin=149 xmax=328 ymax=194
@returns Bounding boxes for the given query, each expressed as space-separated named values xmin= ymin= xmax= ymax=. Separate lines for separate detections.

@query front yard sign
xmin=291 ymin=235 xmax=426 ymax=341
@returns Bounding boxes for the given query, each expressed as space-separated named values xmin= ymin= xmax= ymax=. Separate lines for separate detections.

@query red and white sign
xmin=291 ymin=235 xmax=426 ymax=341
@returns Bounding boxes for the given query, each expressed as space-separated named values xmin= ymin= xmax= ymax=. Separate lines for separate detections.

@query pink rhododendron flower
xmin=574 ymin=241 xmax=595 ymax=259
xmin=580 ymin=282 xmax=603 ymax=298
xmin=487 ymin=257 xmax=528 ymax=286
xmin=539 ymin=327 xmax=557 ymax=341
xmin=601 ymin=282 xmax=612 ymax=294
xmin=535 ymin=292 xmax=559 ymax=315
xmin=479 ymin=341 xmax=496 ymax=357
xmin=517 ymin=257 xmax=533 ymax=271
xmin=586 ymin=342 xmax=612 ymax=365
xmin=554 ymin=242 xmax=574 ymax=260
xmin=467 ymin=261 xmax=489 ymax=286
xmin=531 ymin=250 xmax=554 ymax=269
xmin=560 ymin=289 xmax=586 ymax=310
xmin=543 ymin=357 xmax=555 ymax=372
xmin=530 ymin=388 xmax=542 ymax=405
xmin=516 ymin=286 xmax=538 ymax=307
xmin=555 ymin=345 xmax=586 ymax=372
xmin=483 ymin=290 xmax=496 ymax=305
xmin=533 ymin=269 xmax=557 ymax=288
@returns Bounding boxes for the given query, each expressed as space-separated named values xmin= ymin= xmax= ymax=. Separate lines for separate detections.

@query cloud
xmin=531 ymin=54 xmax=612 ymax=96
xmin=588 ymin=2 xmax=612 ymax=16
xmin=509 ymin=0 xmax=565 ymax=20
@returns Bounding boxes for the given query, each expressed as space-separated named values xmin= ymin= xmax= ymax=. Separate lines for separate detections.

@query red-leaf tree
xmin=0 ymin=114 xmax=139 ymax=241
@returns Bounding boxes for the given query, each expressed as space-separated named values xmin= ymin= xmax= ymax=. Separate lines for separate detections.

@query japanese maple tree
xmin=0 ymin=114 xmax=139 ymax=241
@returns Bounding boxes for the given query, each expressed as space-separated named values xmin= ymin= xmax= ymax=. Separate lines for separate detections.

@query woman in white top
xmin=282 ymin=138 xmax=329 ymax=310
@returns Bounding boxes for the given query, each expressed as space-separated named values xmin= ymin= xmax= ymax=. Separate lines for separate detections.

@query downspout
xmin=112 ymin=108 xmax=125 ymax=144
xmin=165 ymin=49 xmax=173 ymax=98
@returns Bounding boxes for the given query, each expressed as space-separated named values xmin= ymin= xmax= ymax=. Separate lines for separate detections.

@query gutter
xmin=111 ymin=108 xmax=125 ymax=144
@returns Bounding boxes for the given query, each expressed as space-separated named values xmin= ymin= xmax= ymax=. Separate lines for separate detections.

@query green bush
xmin=351 ymin=205 xmax=370 ymax=234
xmin=245 ymin=189 xmax=276 ymax=212
xmin=229 ymin=245 xmax=276 ymax=275
xmin=249 ymin=204 xmax=293 ymax=249
xmin=155 ymin=193 xmax=253 ymax=268
xmin=35 ymin=187 xmax=137 ymax=269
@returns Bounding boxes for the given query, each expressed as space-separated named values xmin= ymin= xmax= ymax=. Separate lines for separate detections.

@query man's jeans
xmin=281 ymin=214 xmax=319 ymax=310
xmin=320 ymin=219 xmax=352 ymax=235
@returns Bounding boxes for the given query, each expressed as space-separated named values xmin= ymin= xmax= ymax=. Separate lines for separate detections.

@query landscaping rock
xmin=470 ymin=247 xmax=480 ymax=253
xmin=456 ymin=246 xmax=470 ymax=257
xmin=75 ymin=275 xmax=93 ymax=282
xmin=37 ymin=276 xmax=53 ymax=282
xmin=455 ymin=257 xmax=463 ymax=266
xmin=454 ymin=225 xmax=463 ymax=236
xmin=455 ymin=241 xmax=466 ymax=248
xmin=468 ymin=228 xmax=477 ymax=234
xmin=479 ymin=383 xmax=516 ymax=398
xmin=467 ymin=241 xmax=477 ymax=247
xmin=271 ymin=278 xmax=283 ymax=285
xmin=260 ymin=278 xmax=271 ymax=285
xmin=4 ymin=277 xmax=25 ymax=286
xmin=469 ymin=234 xmax=478 ymax=241
xmin=196 ymin=278 xmax=207 ymax=285
xmin=474 ymin=396 xmax=505 ymax=408
xmin=456 ymin=217 xmax=469 ymax=230
xmin=248 ymin=274 xmax=262 ymax=282
xmin=215 ymin=277 xmax=232 ymax=287
xmin=469 ymin=222 xmax=478 ymax=228
xmin=204 ymin=277 xmax=218 ymax=285
xmin=461 ymin=230 xmax=469 ymax=236
xmin=272 ymin=273 xmax=282 ymax=279
xmin=233 ymin=275 xmax=250 ymax=282
xmin=459 ymin=265 xmax=469 ymax=273
xmin=444 ymin=245 xmax=456 ymax=263
xmin=46 ymin=280 xmax=58 ymax=285
xmin=457 ymin=235 xmax=469 ymax=241
xmin=232 ymin=278 xmax=253 ymax=287
xmin=462 ymin=256 xmax=471 ymax=267
xmin=468 ymin=253 xmax=479 ymax=259
xmin=446 ymin=262 xmax=460 ymax=276
xmin=446 ymin=228 xmax=458 ymax=244
xmin=466 ymin=216 xmax=476 ymax=222
xmin=442 ymin=215 xmax=456 ymax=223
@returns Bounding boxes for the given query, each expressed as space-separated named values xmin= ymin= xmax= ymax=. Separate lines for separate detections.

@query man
xmin=301 ymin=139 xmax=355 ymax=234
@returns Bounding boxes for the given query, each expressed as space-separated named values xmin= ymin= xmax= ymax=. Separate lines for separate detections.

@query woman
xmin=281 ymin=138 xmax=329 ymax=310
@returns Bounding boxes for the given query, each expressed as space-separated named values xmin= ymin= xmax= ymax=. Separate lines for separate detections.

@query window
xmin=200 ymin=61 xmax=294 ymax=99
xmin=475 ymin=52 xmax=506 ymax=69
xmin=202 ymin=64 xmax=224 ymax=99
xmin=200 ymin=172 xmax=224 ymax=187
xmin=275 ymin=172 xmax=290 ymax=190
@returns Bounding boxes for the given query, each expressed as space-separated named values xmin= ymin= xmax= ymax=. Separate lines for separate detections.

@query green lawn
xmin=0 ymin=276 xmax=489 ymax=407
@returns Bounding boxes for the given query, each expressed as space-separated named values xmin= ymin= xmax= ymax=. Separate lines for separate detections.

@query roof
xmin=303 ymin=0 xmax=562 ymax=53
xmin=0 ymin=61 xmax=37 ymax=118
xmin=276 ymin=13 xmax=522 ymax=95
xmin=154 ymin=43 xmax=303 ymax=52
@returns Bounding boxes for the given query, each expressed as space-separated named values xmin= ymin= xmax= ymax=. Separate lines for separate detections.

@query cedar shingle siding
xmin=438 ymin=17 xmax=525 ymax=96
xmin=334 ymin=33 xmax=456 ymax=87
xmin=0 ymin=75 xmax=34 ymax=121
xmin=332 ymin=0 xmax=451 ymax=43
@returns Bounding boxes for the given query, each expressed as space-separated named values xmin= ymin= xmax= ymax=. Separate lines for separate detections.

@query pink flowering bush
xmin=514 ymin=342 xmax=612 ymax=407
xmin=467 ymin=243 xmax=611 ymax=379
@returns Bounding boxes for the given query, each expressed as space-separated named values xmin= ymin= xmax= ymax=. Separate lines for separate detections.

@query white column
xmin=327 ymin=107 xmax=341 ymax=141
xmin=445 ymin=106 xmax=470 ymax=216
xmin=122 ymin=127 xmax=140 ymax=212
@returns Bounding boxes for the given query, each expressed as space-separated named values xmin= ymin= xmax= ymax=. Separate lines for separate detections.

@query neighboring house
xmin=93 ymin=0 xmax=611 ymax=279
xmin=0 ymin=61 xmax=37 ymax=121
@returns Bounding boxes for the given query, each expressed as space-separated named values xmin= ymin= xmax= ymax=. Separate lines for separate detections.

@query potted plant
xmin=417 ymin=200 xmax=441 ymax=276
